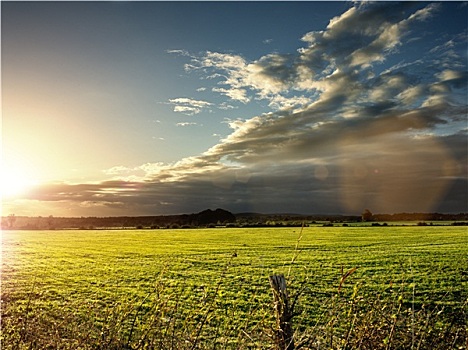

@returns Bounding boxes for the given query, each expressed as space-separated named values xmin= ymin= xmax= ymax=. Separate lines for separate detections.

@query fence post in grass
xmin=269 ymin=274 xmax=295 ymax=350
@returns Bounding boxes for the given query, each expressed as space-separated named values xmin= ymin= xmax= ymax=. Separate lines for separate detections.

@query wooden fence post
xmin=269 ymin=274 xmax=295 ymax=350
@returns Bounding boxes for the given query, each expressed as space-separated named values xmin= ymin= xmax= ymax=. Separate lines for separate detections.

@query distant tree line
xmin=361 ymin=210 xmax=468 ymax=222
xmin=0 ymin=209 xmax=236 ymax=230
xmin=1 ymin=210 xmax=467 ymax=230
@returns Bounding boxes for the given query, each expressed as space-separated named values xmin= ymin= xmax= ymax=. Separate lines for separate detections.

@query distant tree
xmin=362 ymin=209 xmax=373 ymax=222
xmin=48 ymin=215 xmax=55 ymax=229
xmin=7 ymin=214 xmax=16 ymax=229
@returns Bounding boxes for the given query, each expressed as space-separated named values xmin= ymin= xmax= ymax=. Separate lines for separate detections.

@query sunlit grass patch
xmin=1 ymin=227 xmax=467 ymax=349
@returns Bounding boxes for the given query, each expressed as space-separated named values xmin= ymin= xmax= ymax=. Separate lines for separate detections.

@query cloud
xmin=397 ymin=84 xmax=427 ymax=106
xmin=168 ymin=97 xmax=212 ymax=115
xmin=5 ymin=2 xmax=467 ymax=216
xmin=155 ymin=3 xmax=466 ymax=213
xmin=350 ymin=4 xmax=438 ymax=68
xmin=8 ymin=129 xmax=467 ymax=216
xmin=103 ymin=165 xmax=134 ymax=176
xmin=218 ymin=102 xmax=236 ymax=110
xmin=166 ymin=49 xmax=190 ymax=56
xmin=169 ymin=98 xmax=212 ymax=108
xmin=14 ymin=125 xmax=467 ymax=216
xmin=176 ymin=122 xmax=199 ymax=127
xmin=212 ymin=87 xmax=250 ymax=103
xmin=174 ymin=3 xmax=442 ymax=114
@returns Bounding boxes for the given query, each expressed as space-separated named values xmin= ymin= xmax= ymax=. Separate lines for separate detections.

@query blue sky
xmin=2 ymin=1 xmax=467 ymax=216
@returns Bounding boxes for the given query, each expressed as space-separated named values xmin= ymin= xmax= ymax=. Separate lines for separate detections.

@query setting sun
xmin=1 ymin=162 xmax=36 ymax=199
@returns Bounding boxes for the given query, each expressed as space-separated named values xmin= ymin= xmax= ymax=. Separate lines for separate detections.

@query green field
xmin=2 ymin=227 xmax=467 ymax=349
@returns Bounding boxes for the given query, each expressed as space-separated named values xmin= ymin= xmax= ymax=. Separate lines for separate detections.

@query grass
xmin=1 ymin=226 xmax=467 ymax=349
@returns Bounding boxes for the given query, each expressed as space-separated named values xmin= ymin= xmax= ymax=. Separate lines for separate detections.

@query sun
xmin=1 ymin=161 xmax=36 ymax=199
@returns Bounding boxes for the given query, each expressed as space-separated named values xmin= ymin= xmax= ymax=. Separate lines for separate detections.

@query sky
xmin=1 ymin=1 xmax=467 ymax=217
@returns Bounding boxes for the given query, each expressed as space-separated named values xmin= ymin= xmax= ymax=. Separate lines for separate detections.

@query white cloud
xmin=169 ymin=97 xmax=212 ymax=115
xmin=243 ymin=54 xmax=294 ymax=95
xmin=173 ymin=106 xmax=200 ymax=115
xmin=169 ymin=97 xmax=212 ymax=107
xmin=397 ymin=85 xmax=427 ymax=105
xmin=368 ymin=74 xmax=407 ymax=101
xmin=176 ymin=122 xmax=199 ymax=127
xmin=437 ymin=69 xmax=465 ymax=82
xmin=267 ymin=94 xmax=310 ymax=111
xmin=103 ymin=166 xmax=134 ymax=175
xmin=218 ymin=102 xmax=236 ymax=110
xmin=212 ymin=87 xmax=250 ymax=103
xmin=166 ymin=49 xmax=190 ymax=56
xmin=200 ymin=51 xmax=247 ymax=70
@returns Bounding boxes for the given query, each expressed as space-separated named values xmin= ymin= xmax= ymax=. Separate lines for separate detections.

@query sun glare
xmin=1 ymin=162 xmax=36 ymax=199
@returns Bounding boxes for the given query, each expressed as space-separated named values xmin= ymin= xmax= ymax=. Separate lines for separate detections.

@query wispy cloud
xmin=176 ymin=122 xmax=200 ymax=127
xmin=166 ymin=49 xmax=190 ymax=56
xmin=168 ymin=97 xmax=212 ymax=115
